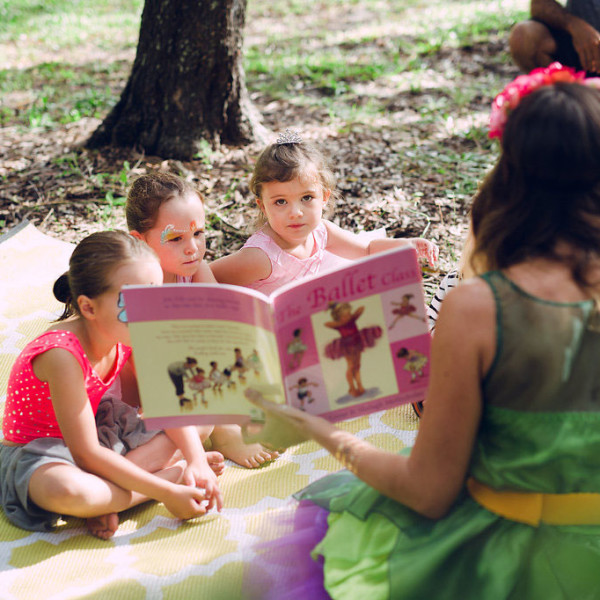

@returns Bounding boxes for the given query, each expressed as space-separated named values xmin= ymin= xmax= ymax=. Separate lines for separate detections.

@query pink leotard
xmin=3 ymin=330 xmax=130 ymax=444
xmin=242 ymin=222 xmax=351 ymax=295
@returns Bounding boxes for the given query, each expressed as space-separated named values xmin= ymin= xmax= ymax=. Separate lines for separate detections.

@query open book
xmin=122 ymin=246 xmax=431 ymax=428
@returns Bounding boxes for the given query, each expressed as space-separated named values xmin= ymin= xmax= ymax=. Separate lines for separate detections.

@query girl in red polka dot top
xmin=1 ymin=231 xmax=222 ymax=539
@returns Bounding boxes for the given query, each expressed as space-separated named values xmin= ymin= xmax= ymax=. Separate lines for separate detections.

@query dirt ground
xmin=0 ymin=4 xmax=521 ymax=290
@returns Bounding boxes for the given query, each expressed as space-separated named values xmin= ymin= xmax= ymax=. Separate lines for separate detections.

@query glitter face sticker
xmin=160 ymin=221 xmax=198 ymax=245
xmin=117 ymin=292 xmax=128 ymax=323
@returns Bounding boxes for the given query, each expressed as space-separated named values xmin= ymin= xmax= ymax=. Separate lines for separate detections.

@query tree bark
xmin=87 ymin=0 xmax=262 ymax=159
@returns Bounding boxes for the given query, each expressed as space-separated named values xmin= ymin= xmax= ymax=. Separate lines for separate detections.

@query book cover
xmin=123 ymin=246 xmax=430 ymax=428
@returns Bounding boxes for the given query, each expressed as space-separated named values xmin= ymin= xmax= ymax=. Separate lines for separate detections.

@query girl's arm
xmin=123 ymin=357 xmax=222 ymax=510
xmin=162 ymin=426 xmax=223 ymax=511
xmin=247 ymin=279 xmax=495 ymax=518
xmin=191 ymin=260 xmax=217 ymax=283
xmin=210 ymin=248 xmax=272 ymax=286
xmin=34 ymin=350 xmax=207 ymax=519
xmin=323 ymin=221 xmax=438 ymax=266
xmin=352 ymin=306 xmax=365 ymax=319
xmin=323 ymin=220 xmax=371 ymax=259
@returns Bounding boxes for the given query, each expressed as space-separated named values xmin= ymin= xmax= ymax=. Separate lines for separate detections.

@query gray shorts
xmin=0 ymin=397 xmax=162 ymax=532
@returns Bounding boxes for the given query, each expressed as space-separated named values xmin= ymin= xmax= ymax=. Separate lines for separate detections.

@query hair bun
xmin=53 ymin=272 xmax=72 ymax=304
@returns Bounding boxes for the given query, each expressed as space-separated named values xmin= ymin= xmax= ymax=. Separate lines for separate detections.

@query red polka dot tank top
xmin=3 ymin=330 xmax=131 ymax=443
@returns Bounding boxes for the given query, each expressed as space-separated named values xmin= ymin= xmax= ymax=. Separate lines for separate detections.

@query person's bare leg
xmin=193 ymin=425 xmax=226 ymax=476
xmin=210 ymin=424 xmax=278 ymax=468
xmin=509 ymin=20 xmax=558 ymax=72
xmin=28 ymin=461 xmax=185 ymax=540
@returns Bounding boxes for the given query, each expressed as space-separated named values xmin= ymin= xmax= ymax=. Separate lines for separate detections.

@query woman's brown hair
xmin=471 ymin=83 xmax=600 ymax=286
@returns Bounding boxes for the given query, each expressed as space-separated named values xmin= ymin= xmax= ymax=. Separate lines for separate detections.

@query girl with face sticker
xmin=127 ymin=173 xmax=279 ymax=469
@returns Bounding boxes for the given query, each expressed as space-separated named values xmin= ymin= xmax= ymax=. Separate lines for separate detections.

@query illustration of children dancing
xmin=289 ymin=377 xmax=318 ymax=411
xmin=324 ymin=302 xmax=382 ymax=397
xmin=389 ymin=294 xmax=424 ymax=329
xmin=209 ymin=361 xmax=225 ymax=393
xmin=222 ymin=368 xmax=236 ymax=389
xmin=189 ymin=367 xmax=211 ymax=407
xmin=231 ymin=348 xmax=248 ymax=381
xmin=396 ymin=347 xmax=428 ymax=382
xmin=287 ymin=328 xmax=308 ymax=370
xmin=247 ymin=349 xmax=263 ymax=377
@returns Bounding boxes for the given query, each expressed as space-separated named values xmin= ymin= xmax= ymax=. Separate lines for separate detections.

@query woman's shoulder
xmin=441 ymin=277 xmax=496 ymax=320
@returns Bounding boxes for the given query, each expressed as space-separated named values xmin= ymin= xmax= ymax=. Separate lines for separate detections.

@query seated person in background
xmin=509 ymin=0 xmax=600 ymax=74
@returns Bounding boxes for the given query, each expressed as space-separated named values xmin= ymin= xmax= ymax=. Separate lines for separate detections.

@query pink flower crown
xmin=489 ymin=62 xmax=600 ymax=140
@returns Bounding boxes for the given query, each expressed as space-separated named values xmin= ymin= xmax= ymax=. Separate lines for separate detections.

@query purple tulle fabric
xmin=247 ymin=500 xmax=331 ymax=600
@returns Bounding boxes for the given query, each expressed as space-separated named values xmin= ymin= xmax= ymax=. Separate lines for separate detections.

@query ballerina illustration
xmin=389 ymin=294 xmax=424 ymax=329
xmin=396 ymin=347 xmax=428 ymax=382
xmin=289 ymin=377 xmax=319 ymax=410
xmin=188 ymin=367 xmax=211 ymax=407
xmin=324 ymin=302 xmax=382 ymax=397
xmin=231 ymin=348 xmax=248 ymax=381
xmin=287 ymin=328 xmax=308 ymax=371
xmin=209 ymin=361 xmax=225 ymax=393
xmin=247 ymin=349 xmax=263 ymax=377
xmin=222 ymin=368 xmax=236 ymax=389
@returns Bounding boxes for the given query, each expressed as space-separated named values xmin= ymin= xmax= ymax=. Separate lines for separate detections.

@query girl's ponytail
xmin=52 ymin=271 xmax=76 ymax=321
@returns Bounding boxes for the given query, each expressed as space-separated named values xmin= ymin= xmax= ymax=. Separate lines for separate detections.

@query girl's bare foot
xmin=206 ymin=450 xmax=226 ymax=476
xmin=211 ymin=425 xmax=278 ymax=468
xmin=86 ymin=513 xmax=119 ymax=540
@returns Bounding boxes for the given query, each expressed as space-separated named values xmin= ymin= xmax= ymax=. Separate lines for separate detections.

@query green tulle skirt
xmin=295 ymin=468 xmax=600 ymax=600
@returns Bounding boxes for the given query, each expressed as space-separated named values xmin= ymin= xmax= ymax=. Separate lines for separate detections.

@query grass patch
xmin=0 ymin=0 xmax=142 ymax=45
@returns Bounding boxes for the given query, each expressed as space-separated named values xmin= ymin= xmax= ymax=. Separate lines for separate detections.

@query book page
xmin=271 ymin=247 xmax=429 ymax=421
xmin=122 ymin=284 xmax=283 ymax=428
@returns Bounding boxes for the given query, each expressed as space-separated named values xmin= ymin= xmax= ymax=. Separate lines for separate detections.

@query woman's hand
xmin=242 ymin=388 xmax=314 ymax=450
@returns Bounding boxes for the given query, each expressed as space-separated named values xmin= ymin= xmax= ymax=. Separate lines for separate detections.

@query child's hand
xmin=183 ymin=462 xmax=223 ymax=512
xmin=409 ymin=238 xmax=439 ymax=268
xmin=163 ymin=484 xmax=209 ymax=520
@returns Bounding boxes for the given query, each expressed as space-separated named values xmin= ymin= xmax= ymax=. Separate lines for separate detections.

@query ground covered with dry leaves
xmin=0 ymin=0 xmax=526 ymax=292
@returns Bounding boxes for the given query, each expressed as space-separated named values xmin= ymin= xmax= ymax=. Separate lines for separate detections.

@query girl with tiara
xmin=244 ymin=64 xmax=600 ymax=598
xmin=210 ymin=131 xmax=439 ymax=295
xmin=0 ymin=232 xmax=222 ymax=539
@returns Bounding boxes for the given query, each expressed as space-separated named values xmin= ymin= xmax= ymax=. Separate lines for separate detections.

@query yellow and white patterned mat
xmin=0 ymin=223 xmax=419 ymax=599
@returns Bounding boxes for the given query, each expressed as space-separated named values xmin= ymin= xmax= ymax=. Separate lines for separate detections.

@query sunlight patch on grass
xmin=0 ymin=0 xmax=142 ymax=56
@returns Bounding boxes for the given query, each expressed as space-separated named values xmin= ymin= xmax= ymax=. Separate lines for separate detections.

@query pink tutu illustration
xmin=324 ymin=302 xmax=382 ymax=397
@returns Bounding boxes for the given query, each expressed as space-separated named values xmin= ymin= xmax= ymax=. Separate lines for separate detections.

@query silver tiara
xmin=276 ymin=129 xmax=302 ymax=145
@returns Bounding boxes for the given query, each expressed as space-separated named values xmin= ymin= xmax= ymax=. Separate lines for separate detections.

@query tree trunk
xmin=87 ymin=0 xmax=262 ymax=159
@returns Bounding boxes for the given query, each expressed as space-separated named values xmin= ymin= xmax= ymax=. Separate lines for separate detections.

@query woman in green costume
xmin=244 ymin=64 xmax=600 ymax=600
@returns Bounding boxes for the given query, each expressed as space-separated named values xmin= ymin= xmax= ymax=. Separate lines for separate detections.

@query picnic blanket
xmin=0 ymin=222 xmax=419 ymax=599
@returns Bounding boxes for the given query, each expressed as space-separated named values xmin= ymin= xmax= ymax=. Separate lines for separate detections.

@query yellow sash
xmin=467 ymin=478 xmax=600 ymax=526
